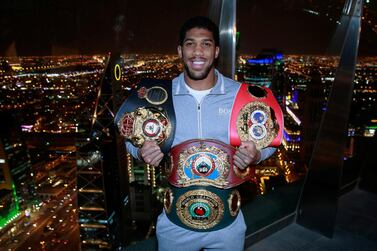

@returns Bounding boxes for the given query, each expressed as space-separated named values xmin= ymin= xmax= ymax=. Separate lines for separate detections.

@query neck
xmin=184 ymin=68 xmax=217 ymax=91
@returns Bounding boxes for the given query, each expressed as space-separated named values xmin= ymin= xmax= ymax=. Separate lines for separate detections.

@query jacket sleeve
xmin=125 ymin=141 xmax=141 ymax=160
xmin=258 ymin=147 xmax=276 ymax=163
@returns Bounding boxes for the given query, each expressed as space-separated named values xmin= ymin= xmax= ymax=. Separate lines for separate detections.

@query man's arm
xmin=259 ymin=147 xmax=276 ymax=163
xmin=126 ymin=141 xmax=141 ymax=160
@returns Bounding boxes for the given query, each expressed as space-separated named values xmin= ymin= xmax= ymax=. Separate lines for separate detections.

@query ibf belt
xmin=230 ymin=83 xmax=283 ymax=149
xmin=167 ymin=139 xmax=255 ymax=189
xmin=164 ymin=185 xmax=241 ymax=231
xmin=114 ymin=78 xmax=176 ymax=153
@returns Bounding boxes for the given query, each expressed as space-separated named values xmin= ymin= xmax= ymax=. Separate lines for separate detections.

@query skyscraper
xmin=243 ymin=50 xmax=287 ymax=108
xmin=0 ymin=111 xmax=36 ymax=230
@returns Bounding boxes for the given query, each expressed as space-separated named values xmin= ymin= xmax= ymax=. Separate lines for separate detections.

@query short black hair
xmin=179 ymin=16 xmax=220 ymax=46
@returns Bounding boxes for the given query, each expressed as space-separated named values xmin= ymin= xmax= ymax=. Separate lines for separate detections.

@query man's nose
xmin=193 ymin=44 xmax=204 ymax=56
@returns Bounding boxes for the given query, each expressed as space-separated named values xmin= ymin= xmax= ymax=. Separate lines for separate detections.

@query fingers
xmin=150 ymin=152 xmax=164 ymax=166
xmin=139 ymin=141 xmax=164 ymax=166
xmin=240 ymin=141 xmax=257 ymax=152
xmin=145 ymin=150 xmax=164 ymax=166
xmin=140 ymin=141 xmax=160 ymax=157
xmin=233 ymin=153 xmax=248 ymax=170
xmin=234 ymin=149 xmax=253 ymax=169
xmin=234 ymin=141 xmax=261 ymax=169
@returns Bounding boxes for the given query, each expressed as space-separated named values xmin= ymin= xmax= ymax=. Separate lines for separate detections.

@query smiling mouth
xmin=190 ymin=59 xmax=206 ymax=70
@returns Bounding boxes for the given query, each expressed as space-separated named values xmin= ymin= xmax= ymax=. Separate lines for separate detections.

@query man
xmin=124 ymin=16 xmax=276 ymax=251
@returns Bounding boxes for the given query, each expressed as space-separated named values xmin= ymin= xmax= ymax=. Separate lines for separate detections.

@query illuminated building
xmin=244 ymin=51 xmax=283 ymax=87
xmin=243 ymin=50 xmax=287 ymax=109
xmin=0 ymin=111 xmax=36 ymax=230
xmin=350 ymin=63 xmax=377 ymax=137
xmin=76 ymin=144 xmax=112 ymax=250
xmin=0 ymin=51 xmax=375 ymax=249
xmin=0 ymin=139 xmax=19 ymax=230
xmin=77 ymin=54 xmax=129 ymax=250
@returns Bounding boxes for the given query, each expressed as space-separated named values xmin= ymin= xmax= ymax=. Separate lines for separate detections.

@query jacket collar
xmin=174 ymin=69 xmax=225 ymax=95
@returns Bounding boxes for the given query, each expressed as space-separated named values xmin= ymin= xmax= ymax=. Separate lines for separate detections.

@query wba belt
xmin=114 ymin=78 xmax=176 ymax=153
xmin=230 ymin=83 xmax=283 ymax=149
xmin=164 ymin=185 xmax=241 ymax=232
xmin=167 ymin=139 xmax=255 ymax=189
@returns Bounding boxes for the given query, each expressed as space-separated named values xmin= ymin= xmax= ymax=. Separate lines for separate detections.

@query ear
xmin=177 ymin=45 xmax=183 ymax=59
xmin=215 ymin=46 xmax=220 ymax=59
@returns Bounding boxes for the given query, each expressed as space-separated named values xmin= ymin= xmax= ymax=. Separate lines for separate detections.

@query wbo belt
xmin=164 ymin=185 xmax=241 ymax=232
xmin=230 ymin=83 xmax=284 ymax=149
xmin=167 ymin=139 xmax=255 ymax=189
xmin=114 ymin=78 xmax=176 ymax=153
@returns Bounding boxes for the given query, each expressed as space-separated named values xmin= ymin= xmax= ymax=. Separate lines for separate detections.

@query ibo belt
xmin=167 ymin=139 xmax=255 ymax=189
xmin=230 ymin=83 xmax=283 ymax=149
xmin=164 ymin=185 xmax=241 ymax=231
xmin=114 ymin=78 xmax=176 ymax=153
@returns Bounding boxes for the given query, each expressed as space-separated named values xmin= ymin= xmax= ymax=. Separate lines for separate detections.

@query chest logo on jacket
xmin=218 ymin=107 xmax=231 ymax=115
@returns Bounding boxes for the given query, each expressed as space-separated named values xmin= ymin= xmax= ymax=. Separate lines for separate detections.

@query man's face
xmin=178 ymin=28 xmax=219 ymax=81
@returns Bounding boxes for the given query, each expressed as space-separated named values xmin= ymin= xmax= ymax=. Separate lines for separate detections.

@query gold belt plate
xmin=176 ymin=189 xmax=224 ymax=230
xmin=117 ymin=107 xmax=172 ymax=147
xmin=236 ymin=101 xmax=279 ymax=149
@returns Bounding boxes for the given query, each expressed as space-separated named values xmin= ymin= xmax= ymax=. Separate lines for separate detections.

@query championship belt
xmin=230 ymin=83 xmax=283 ymax=149
xmin=164 ymin=185 xmax=241 ymax=231
xmin=167 ymin=139 xmax=256 ymax=189
xmin=114 ymin=79 xmax=176 ymax=153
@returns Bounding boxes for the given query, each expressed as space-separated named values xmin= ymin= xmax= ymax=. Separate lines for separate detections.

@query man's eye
xmin=185 ymin=42 xmax=194 ymax=47
xmin=203 ymin=42 xmax=211 ymax=47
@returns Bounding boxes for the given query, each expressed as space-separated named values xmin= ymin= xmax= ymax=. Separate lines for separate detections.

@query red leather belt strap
xmin=230 ymin=83 xmax=283 ymax=148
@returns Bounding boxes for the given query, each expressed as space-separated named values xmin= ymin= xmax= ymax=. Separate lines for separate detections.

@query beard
xmin=183 ymin=60 xmax=214 ymax=81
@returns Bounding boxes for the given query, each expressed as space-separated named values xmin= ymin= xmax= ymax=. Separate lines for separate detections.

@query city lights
xmin=1 ymin=52 xmax=376 ymax=250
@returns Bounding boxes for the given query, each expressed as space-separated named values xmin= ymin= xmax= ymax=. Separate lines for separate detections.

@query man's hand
xmin=234 ymin=141 xmax=261 ymax=170
xmin=139 ymin=141 xmax=164 ymax=166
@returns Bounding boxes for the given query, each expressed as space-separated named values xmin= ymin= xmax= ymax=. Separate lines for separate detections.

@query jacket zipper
xmin=197 ymin=101 xmax=202 ymax=138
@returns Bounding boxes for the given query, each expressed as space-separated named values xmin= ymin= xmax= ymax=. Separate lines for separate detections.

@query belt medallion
xmin=175 ymin=189 xmax=224 ymax=230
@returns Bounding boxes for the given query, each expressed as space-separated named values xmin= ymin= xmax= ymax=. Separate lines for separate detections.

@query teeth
xmin=193 ymin=61 xmax=204 ymax=65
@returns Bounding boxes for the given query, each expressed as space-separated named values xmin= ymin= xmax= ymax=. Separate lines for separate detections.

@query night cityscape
xmin=1 ymin=1 xmax=377 ymax=251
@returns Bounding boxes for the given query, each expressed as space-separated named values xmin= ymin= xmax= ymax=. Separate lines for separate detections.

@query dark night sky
xmin=0 ymin=0 xmax=376 ymax=56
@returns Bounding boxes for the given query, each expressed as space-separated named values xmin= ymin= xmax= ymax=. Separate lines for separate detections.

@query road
xmin=0 ymin=192 xmax=79 ymax=251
